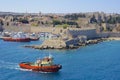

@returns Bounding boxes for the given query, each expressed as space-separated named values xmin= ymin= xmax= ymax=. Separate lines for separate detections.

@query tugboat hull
xmin=19 ymin=62 xmax=62 ymax=72
xmin=3 ymin=37 xmax=30 ymax=42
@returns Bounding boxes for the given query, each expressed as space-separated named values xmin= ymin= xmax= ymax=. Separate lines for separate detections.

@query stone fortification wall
xmin=68 ymin=28 xmax=98 ymax=39
xmin=98 ymin=32 xmax=120 ymax=38
xmin=3 ymin=26 xmax=31 ymax=32
xmin=3 ymin=26 xmax=65 ymax=34
xmin=30 ymin=27 xmax=65 ymax=34
xmin=65 ymin=38 xmax=80 ymax=46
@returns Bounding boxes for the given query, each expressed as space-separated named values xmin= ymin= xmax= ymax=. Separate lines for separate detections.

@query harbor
xmin=0 ymin=39 xmax=120 ymax=80
xmin=1 ymin=0 xmax=120 ymax=79
xmin=1 ymin=27 xmax=120 ymax=50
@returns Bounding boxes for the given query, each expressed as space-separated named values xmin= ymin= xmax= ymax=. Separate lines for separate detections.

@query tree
xmin=64 ymin=13 xmax=86 ymax=20
xmin=52 ymin=20 xmax=61 ymax=26
xmin=116 ymin=16 xmax=120 ymax=23
xmin=90 ymin=15 xmax=97 ymax=23
xmin=0 ymin=20 xmax=4 ymax=25
xmin=107 ymin=15 xmax=116 ymax=24
xmin=63 ymin=24 xmax=69 ymax=29
xmin=19 ymin=18 xmax=29 ymax=24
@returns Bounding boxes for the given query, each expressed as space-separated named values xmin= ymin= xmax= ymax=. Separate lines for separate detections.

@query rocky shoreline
xmin=23 ymin=38 xmax=116 ymax=50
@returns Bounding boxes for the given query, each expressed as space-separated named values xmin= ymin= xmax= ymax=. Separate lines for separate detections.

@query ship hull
xmin=3 ymin=37 xmax=30 ymax=42
xmin=19 ymin=62 xmax=62 ymax=72
xmin=30 ymin=37 xmax=39 ymax=41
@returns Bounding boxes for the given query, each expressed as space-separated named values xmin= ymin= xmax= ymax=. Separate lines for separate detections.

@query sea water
xmin=0 ymin=40 xmax=120 ymax=80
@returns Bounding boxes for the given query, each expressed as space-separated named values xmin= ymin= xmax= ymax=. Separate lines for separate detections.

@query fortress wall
xmin=98 ymin=32 xmax=120 ymax=38
xmin=3 ymin=26 xmax=31 ymax=32
xmin=68 ymin=29 xmax=98 ymax=39
xmin=3 ymin=26 xmax=65 ymax=34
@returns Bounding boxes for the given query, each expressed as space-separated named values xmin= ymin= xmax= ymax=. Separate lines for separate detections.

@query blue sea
xmin=0 ymin=40 xmax=120 ymax=80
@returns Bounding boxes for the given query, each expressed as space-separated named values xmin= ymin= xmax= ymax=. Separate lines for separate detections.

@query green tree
xmin=52 ymin=20 xmax=61 ymax=27
xmin=63 ymin=24 xmax=69 ymax=29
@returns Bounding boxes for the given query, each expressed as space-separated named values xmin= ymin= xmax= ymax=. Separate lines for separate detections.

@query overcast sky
xmin=0 ymin=0 xmax=119 ymax=13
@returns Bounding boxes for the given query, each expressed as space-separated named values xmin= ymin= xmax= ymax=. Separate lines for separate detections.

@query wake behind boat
xmin=19 ymin=55 xmax=62 ymax=72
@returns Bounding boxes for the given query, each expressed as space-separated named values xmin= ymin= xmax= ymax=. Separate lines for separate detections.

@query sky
xmin=0 ymin=0 xmax=120 ymax=13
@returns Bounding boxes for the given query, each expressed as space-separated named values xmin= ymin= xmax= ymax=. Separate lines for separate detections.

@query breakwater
xmin=24 ymin=38 xmax=108 ymax=50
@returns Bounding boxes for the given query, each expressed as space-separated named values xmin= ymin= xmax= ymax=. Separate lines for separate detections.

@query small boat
xmin=3 ymin=37 xmax=30 ymax=42
xmin=19 ymin=55 xmax=62 ymax=72
xmin=29 ymin=33 xmax=39 ymax=41
xmin=30 ymin=37 xmax=39 ymax=41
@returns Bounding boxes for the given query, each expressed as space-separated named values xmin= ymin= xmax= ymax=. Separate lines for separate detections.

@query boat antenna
xmin=49 ymin=52 xmax=52 ymax=58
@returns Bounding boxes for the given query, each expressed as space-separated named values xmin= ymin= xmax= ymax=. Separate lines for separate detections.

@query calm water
xmin=0 ymin=40 xmax=120 ymax=80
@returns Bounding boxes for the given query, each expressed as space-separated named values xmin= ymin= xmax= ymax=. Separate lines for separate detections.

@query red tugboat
xmin=19 ymin=55 xmax=62 ymax=72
